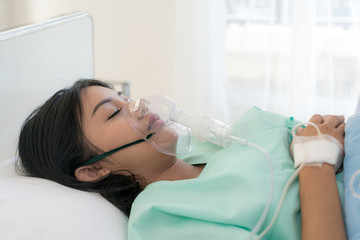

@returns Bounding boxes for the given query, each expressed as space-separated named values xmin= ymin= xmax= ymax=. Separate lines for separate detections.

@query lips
xmin=148 ymin=113 xmax=164 ymax=130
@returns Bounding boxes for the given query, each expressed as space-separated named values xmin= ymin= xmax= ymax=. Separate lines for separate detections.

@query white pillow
xmin=0 ymin=158 xmax=128 ymax=240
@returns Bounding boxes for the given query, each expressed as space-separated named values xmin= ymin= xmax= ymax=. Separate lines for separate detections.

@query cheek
xmin=105 ymin=122 xmax=134 ymax=145
xmin=110 ymin=143 xmax=158 ymax=169
xmin=156 ymin=127 xmax=179 ymax=144
xmin=149 ymin=127 xmax=179 ymax=154
xmin=85 ymin=120 xmax=138 ymax=152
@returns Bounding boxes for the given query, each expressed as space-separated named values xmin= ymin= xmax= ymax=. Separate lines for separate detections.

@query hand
xmin=296 ymin=114 xmax=345 ymax=146
xmin=297 ymin=114 xmax=347 ymax=239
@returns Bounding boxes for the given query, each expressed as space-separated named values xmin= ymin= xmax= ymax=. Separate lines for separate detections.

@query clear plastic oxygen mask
xmin=135 ymin=95 xmax=234 ymax=148
xmin=123 ymin=96 xmax=192 ymax=156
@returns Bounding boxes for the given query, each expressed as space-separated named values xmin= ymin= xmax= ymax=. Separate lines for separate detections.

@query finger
xmin=323 ymin=115 xmax=345 ymax=128
xmin=295 ymin=126 xmax=305 ymax=136
xmin=337 ymin=122 xmax=345 ymax=131
xmin=298 ymin=123 xmax=319 ymax=136
xmin=336 ymin=123 xmax=345 ymax=141
xmin=309 ymin=114 xmax=324 ymax=124
xmin=336 ymin=123 xmax=345 ymax=145
xmin=323 ymin=115 xmax=345 ymax=122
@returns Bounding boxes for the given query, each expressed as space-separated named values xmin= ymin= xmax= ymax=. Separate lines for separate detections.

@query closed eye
xmin=108 ymin=109 xmax=121 ymax=120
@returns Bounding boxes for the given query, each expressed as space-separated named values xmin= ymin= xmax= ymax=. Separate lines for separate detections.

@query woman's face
xmin=80 ymin=86 xmax=177 ymax=180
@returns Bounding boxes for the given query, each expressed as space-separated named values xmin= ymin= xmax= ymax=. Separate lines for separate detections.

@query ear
xmin=75 ymin=164 xmax=111 ymax=182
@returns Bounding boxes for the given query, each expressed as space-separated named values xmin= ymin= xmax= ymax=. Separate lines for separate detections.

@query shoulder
xmin=231 ymin=106 xmax=298 ymax=140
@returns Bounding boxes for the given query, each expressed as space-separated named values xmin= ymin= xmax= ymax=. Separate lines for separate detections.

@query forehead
xmin=81 ymin=86 xmax=116 ymax=107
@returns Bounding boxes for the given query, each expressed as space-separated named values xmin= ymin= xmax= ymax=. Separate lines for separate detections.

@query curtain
xmin=226 ymin=0 xmax=360 ymax=122
xmin=174 ymin=0 xmax=229 ymax=123
xmin=175 ymin=0 xmax=360 ymax=123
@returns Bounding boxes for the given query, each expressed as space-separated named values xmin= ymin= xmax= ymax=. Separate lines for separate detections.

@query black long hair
xmin=17 ymin=79 xmax=142 ymax=216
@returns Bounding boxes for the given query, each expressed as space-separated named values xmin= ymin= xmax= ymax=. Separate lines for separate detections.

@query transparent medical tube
xmin=257 ymin=163 xmax=304 ymax=238
xmin=257 ymin=122 xmax=320 ymax=238
xmin=229 ymin=136 xmax=275 ymax=240
xmin=170 ymin=110 xmax=233 ymax=147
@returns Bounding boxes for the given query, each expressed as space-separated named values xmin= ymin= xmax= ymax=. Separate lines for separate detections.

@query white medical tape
xmin=291 ymin=134 xmax=343 ymax=171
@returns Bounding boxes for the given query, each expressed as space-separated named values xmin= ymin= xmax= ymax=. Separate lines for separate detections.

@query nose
xmin=129 ymin=99 xmax=149 ymax=119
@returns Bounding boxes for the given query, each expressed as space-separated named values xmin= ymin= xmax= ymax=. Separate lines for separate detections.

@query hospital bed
xmin=0 ymin=12 xmax=359 ymax=240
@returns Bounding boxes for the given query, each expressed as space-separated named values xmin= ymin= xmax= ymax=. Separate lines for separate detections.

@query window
xmin=225 ymin=0 xmax=360 ymax=121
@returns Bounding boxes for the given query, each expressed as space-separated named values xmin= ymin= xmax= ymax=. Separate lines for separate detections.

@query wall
xmin=0 ymin=0 xmax=9 ymax=30
xmin=0 ymin=0 xmax=176 ymax=99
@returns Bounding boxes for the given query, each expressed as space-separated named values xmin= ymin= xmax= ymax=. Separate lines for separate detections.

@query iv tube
xmin=230 ymin=136 xmax=274 ymax=240
xmin=256 ymin=122 xmax=321 ymax=238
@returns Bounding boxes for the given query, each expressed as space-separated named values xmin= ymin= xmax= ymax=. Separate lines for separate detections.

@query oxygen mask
xmin=123 ymin=96 xmax=192 ymax=156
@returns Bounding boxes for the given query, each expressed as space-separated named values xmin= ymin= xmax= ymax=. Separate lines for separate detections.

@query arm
xmin=299 ymin=164 xmax=345 ymax=240
xmin=297 ymin=115 xmax=346 ymax=240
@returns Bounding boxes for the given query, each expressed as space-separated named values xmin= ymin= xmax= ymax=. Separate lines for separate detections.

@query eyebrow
xmin=91 ymin=92 xmax=122 ymax=117
xmin=92 ymin=98 xmax=112 ymax=117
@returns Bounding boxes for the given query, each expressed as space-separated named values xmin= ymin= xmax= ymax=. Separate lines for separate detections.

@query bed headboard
xmin=0 ymin=12 xmax=94 ymax=161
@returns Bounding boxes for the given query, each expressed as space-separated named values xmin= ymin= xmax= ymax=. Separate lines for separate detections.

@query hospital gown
xmin=128 ymin=107 xmax=344 ymax=240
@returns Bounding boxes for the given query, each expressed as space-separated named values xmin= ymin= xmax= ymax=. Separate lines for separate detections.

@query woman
xmin=18 ymin=79 xmax=346 ymax=239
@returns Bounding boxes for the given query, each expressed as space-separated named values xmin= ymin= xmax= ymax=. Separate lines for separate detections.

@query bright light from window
xmin=225 ymin=0 xmax=360 ymax=121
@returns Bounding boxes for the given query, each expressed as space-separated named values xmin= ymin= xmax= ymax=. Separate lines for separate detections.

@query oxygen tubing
xmin=229 ymin=136 xmax=275 ymax=240
xmin=256 ymin=122 xmax=320 ymax=239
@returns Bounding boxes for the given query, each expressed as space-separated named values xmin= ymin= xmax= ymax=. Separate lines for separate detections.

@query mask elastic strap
xmin=82 ymin=133 xmax=155 ymax=166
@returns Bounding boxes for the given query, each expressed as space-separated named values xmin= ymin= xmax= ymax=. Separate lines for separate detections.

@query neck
xmin=147 ymin=159 xmax=204 ymax=185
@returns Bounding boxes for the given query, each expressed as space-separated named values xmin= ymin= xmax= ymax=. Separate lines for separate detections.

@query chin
xmin=149 ymin=126 xmax=179 ymax=155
